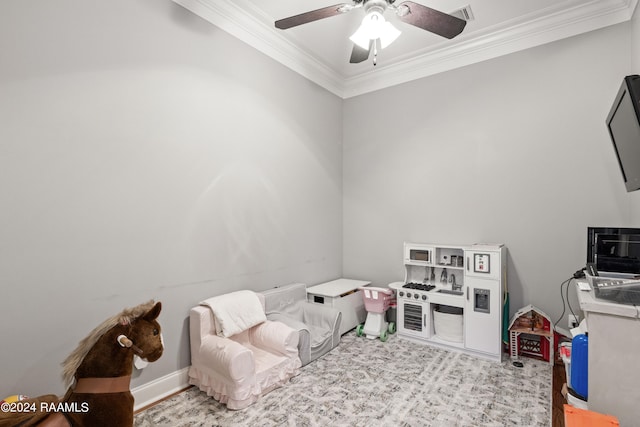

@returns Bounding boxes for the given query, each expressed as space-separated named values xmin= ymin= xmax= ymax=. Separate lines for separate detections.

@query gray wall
xmin=342 ymin=22 xmax=640 ymax=326
xmin=2 ymin=0 xmax=640 ymax=402
xmin=0 ymin=0 xmax=343 ymax=398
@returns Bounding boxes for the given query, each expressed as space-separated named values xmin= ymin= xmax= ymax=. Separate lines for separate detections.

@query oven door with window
xmin=397 ymin=299 xmax=430 ymax=340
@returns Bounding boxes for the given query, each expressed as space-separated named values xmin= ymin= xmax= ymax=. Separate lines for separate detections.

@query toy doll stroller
xmin=355 ymin=287 xmax=396 ymax=342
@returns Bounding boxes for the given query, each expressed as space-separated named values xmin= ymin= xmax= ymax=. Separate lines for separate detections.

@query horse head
xmin=63 ymin=300 xmax=164 ymax=385
xmin=123 ymin=301 xmax=164 ymax=363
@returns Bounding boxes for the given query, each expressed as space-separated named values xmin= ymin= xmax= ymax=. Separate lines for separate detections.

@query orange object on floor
xmin=564 ymin=404 xmax=619 ymax=426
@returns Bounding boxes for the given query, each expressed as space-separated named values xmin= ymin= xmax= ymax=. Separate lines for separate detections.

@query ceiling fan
xmin=275 ymin=0 xmax=467 ymax=65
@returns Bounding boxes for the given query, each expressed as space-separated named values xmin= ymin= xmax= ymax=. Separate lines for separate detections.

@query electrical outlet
xmin=568 ymin=314 xmax=579 ymax=329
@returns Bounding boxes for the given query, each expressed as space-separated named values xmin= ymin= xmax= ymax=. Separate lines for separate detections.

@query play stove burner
xmin=402 ymin=282 xmax=436 ymax=292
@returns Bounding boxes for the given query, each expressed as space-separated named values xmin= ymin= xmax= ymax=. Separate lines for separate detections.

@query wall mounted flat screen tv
xmin=606 ymin=75 xmax=640 ymax=192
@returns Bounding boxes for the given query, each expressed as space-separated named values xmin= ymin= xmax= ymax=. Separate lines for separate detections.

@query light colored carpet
xmin=135 ymin=331 xmax=551 ymax=426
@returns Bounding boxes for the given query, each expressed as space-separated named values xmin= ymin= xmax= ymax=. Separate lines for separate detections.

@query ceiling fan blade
xmin=395 ymin=1 xmax=466 ymax=39
xmin=349 ymin=41 xmax=373 ymax=63
xmin=275 ymin=4 xmax=351 ymax=30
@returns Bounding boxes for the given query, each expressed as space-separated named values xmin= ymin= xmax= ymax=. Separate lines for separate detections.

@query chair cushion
xmin=261 ymin=283 xmax=341 ymax=366
xmin=265 ymin=313 xmax=312 ymax=366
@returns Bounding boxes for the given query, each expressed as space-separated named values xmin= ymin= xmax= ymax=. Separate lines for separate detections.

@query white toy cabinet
xmin=391 ymin=242 xmax=506 ymax=362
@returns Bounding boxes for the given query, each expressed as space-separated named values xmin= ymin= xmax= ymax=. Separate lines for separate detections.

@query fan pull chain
xmin=373 ymin=42 xmax=378 ymax=66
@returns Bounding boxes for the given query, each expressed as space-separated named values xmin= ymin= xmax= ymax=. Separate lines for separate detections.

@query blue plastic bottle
xmin=570 ymin=333 xmax=589 ymax=400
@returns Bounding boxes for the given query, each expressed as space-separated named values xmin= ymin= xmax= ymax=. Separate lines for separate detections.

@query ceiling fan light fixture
xmin=349 ymin=10 xmax=401 ymax=50
xmin=349 ymin=26 xmax=371 ymax=50
xmin=379 ymin=21 xmax=401 ymax=48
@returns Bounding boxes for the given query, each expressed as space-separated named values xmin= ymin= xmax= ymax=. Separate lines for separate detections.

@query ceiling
xmin=173 ymin=0 xmax=637 ymax=98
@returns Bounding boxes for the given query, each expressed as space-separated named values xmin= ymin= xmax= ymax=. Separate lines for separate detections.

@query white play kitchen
xmin=389 ymin=242 xmax=506 ymax=362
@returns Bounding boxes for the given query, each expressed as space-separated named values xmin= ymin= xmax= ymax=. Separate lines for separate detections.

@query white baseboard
xmin=132 ymin=367 xmax=190 ymax=411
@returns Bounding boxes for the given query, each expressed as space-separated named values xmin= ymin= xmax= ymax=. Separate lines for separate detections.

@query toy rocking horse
xmin=0 ymin=300 xmax=163 ymax=427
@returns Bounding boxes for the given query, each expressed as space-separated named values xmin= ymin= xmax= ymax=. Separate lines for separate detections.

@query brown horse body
xmin=0 ymin=301 xmax=163 ymax=427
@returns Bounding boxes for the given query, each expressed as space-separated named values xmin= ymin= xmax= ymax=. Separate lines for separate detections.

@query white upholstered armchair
xmin=188 ymin=290 xmax=301 ymax=410
xmin=261 ymin=283 xmax=341 ymax=366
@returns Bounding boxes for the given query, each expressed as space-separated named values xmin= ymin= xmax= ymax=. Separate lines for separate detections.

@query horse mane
xmin=61 ymin=300 xmax=156 ymax=387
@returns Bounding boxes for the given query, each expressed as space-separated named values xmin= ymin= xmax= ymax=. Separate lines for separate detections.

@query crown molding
xmin=173 ymin=0 xmax=638 ymax=99
xmin=173 ymin=0 xmax=346 ymax=97
xmin=343 ymin=0 xmax=638 ymax=97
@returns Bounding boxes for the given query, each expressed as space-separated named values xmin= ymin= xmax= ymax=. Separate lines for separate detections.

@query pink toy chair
xmin=189 ymin=291 xmax=301 ymax=410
